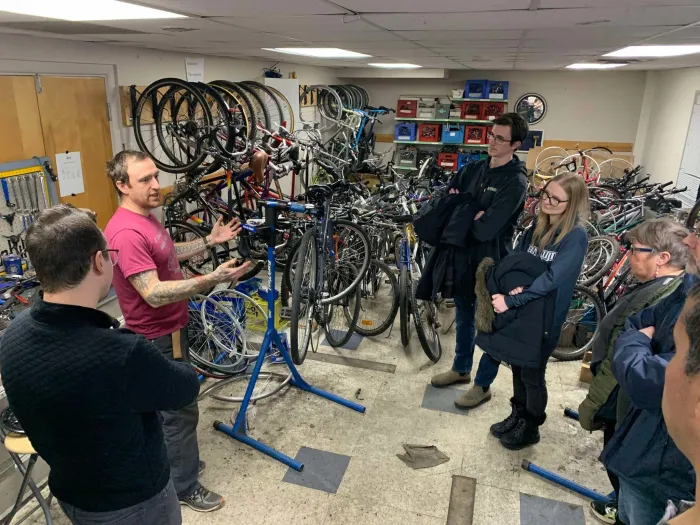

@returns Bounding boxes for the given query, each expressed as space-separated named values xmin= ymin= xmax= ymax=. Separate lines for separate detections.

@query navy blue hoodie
xmin=505 ymin=221 xmax=588 ymax=349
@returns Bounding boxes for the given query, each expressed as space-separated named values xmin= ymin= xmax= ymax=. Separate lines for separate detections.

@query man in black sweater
xmin=0 ymin=205 xmax=199 ymax=524
xmin=431 ymin=113 xmax=528 ymax=409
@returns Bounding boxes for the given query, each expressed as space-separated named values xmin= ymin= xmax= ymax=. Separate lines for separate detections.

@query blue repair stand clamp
xmin=520 ymin=408 xmax=614 ymax=503
xmin=213 ymin=200 xmax=366 ymax=471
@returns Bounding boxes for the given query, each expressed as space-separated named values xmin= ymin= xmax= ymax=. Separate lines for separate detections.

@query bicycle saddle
xmin=249 ymin=151 xmax=269 ymax=184
xmin=305 ymin=185 xmax=334 ymax=202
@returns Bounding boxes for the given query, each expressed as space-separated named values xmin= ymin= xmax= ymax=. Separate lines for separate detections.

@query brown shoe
xmin=431 ymin=370 xmax=471 ymax=388
xmin=454 ymin=385 xmax=492 ymax=409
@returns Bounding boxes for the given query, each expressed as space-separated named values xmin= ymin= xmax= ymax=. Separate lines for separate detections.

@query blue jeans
xmin=453 ymin=295 xmax=501 ymax=387
xmin=618 ymin=478 xmax=667 ymax=525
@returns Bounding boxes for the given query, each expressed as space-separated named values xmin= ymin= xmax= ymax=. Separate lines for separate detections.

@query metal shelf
xmin=394 ymin=141 xmax=487 ymax=147
xmin=394 ymin=165 xmax=418 ymax=171
xmin=451 ymin=98 xmax=508 ymax=102
xmin=395 ymin=117 xmax=494 ymax=124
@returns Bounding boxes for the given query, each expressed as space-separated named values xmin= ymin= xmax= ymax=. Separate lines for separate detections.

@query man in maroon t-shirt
xmin=105 ymin=151 xmax=251 ymax=513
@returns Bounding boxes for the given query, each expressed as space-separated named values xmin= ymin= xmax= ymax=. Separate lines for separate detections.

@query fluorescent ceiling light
xmin=0 ymin=0 xmax=186 ymax=20
xmin=368 ymin=63 xmax=422 ymax=69
xmin=604 ymin=45 xmax=700 ymax=58
xmin=262 ymin=48 xmax=371 ymax=58
xmin=566 ymin=63 xmax=627 ymax=69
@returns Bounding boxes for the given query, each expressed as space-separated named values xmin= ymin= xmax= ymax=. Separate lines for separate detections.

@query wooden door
xmin=0 ymin=76 xmax=45 ymax=164
xmin=35 ymin=76 xmax=117 ymax=230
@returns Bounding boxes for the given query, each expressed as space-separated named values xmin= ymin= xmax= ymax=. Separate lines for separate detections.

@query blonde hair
xmin=531 ymin=172 xmax=589 ymax=250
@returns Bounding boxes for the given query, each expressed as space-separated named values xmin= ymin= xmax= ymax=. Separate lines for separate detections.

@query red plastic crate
xmin=482 ymin=102 xmax=505 ymax=121
xmin=397 ymin=99 xmax=418 ymax=118
xmin=437 ymin=152 xmax=459 ymax=171
xmin=461 ymin=101 xmax=483 ymax=120
xmin=418 ymin=123 xmax=441 ymax=142
xmin=465 ymin=126 xmax=487 ymax=144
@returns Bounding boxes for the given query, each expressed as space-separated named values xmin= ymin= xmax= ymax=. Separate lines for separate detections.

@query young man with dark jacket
xmin=0 ymin=205 xmax=199 ymax=524
xmin=431 ymin=113 xmax=528 ymax=409
xmin=601 ymin=229 xmax=700 ymax=525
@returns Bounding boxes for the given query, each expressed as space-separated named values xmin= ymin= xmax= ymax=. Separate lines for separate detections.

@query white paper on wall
xmin=185 ymin=57 xmax=204 ymax=82
xmin=55 ymin=152 xmax=85 ymax=197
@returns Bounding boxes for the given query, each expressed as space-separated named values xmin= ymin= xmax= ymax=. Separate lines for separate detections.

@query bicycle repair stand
xmin=520 ymin=408 xmax=614 ymax=503
xmin=213 ymin=200 xmax=366 ymax=471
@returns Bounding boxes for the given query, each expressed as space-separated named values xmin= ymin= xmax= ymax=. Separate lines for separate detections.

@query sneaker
xmin=499 ymin=418 xmax=540 ymax=451
xmin=490 ymin=400 xmax=525 ymax=439
xmin=590 ymin=499 xmax=618 ymax=524
xmin=454 ymin=385 xmax=492 ymax=409
xmin=431 ymin=370 xmax=471 ymax=388
xmin=198 ymin=461 xmax=206 ymax=476
xmin=180 ymin=485 xmax=224 ymax=513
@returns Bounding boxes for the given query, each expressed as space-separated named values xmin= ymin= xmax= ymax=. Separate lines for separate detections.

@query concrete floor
xmin=25 ymin=306 xmax=608 ymax=525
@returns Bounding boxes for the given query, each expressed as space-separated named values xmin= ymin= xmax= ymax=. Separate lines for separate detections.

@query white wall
xmin=635 ymin=67 xmax=700 ymax=184
xmin=354 ymin=70 xmax=647 ymax=147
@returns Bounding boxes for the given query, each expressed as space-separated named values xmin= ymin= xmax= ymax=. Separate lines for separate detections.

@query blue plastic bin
xmin=457 ymin=153 xmax=472 ymax=171
xmin=395 ymin=122 xmax=417 ymax=142
xmin=442 ymin=124 xmax=465 ymax=144
xmin=464 ymin=80 xmax=488 ymax=99
xmin=486 ymin=80 xmax=509 ymax=100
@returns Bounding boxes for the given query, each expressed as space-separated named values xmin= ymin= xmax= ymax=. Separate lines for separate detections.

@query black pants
xmin=602 ymin=419 xmax=620 ymax=498
xmin=511 ymin=363 xmax=548 ymax=421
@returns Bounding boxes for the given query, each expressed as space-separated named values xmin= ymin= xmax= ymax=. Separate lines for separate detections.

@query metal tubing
xmin=521 ymin=460 xmax=611 ymax=503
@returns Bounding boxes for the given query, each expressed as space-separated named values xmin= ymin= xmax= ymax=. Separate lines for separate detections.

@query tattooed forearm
xmin=128 ymin=270 xmax=215 ymax=308
xmin=174 ymin=238 xmax=208 ymax=261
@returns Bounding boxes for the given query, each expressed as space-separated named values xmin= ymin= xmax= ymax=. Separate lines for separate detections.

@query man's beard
xmin=687 ymin=257 xmax=699 ymax=276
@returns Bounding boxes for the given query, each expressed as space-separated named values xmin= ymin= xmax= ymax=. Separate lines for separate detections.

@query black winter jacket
xmin=474 ymin=253 xmax=557 ymax=368
xmin=415 ymin=155 xmax=527 ymax=300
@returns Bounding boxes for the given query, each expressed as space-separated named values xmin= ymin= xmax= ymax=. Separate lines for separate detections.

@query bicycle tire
xmin=236 ymin=82 xmax=271 ymax=131
xmin=355 ymin=259 xmax=399 ymax=337
xmin=687 ymin=198 xmax=700 ymax=231
xmin=399 ymin=266 xmax=411 ymax=347
xmin=209 ymin=82 xmax=254 ymax=142
xmin=290 ymin=229 xmax=317 ymax=365
xmin=579 ymin=235 xmax=620 ymax=287
xmin=166 ymin=221 xmax=220 ymax=280
xmin=414 ymin=296 xmax=442 ymax=362
xmin=324 ymin=263 xmax=361 ymax=347
xmin=590 ymin=184 xmax=622 ymax=202
xmin=242 ymin=81 xmax=284 ymax=130
xmin=211 ymin=80 xmax=260 ymax=141
xmin=134 ymin=78 xmax=213 ymax=173
xmin=552 ymin=285 xmax=604 ymax=361
xmin=320 ymin=219 xmax=371 ymax=304
xmin=266 ymin=85 xmax=295 ymax=131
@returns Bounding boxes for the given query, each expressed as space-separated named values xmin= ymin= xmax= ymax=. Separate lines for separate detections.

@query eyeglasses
xmin=628 ymin=246 xmax=654 ymax=254
xmin=540 ymin=189 xmax=569 ymax=207
xmin=486 ymin=131 xmax=511 ymax=145
xmin=103 ymin=249 xmax=119 ymax=266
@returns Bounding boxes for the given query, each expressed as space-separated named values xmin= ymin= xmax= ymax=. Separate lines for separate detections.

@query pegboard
xmin=0 ymin=157 xmax=58 ymax=262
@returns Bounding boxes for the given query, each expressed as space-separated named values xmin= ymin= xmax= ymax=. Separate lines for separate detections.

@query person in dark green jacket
xmin=579 ymin=219 xmax=688 ymax=525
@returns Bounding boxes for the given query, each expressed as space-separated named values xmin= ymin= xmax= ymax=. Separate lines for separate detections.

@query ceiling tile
xmin=394 ymin=30 xmax=524 ymax=40
xmin=540 ymin=0 xmax=692 ymax=6
xmin=328 ymin=0 xmax=530 ymax=12
xmin=363 ymin=7 xmax=700 ymax=31
xmin=134 ymin=0 xmax=348 ymax=16
xmin=213 ymin=15 xmax=378 ymax=33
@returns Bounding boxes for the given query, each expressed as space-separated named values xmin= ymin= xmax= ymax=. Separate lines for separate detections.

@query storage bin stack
xmin=418 ymin=123 xmax=441 ymax=142
xmin=397 ymin=98 xmax=418 ymax=118
xmin=442 ymin=124 xmax=465 ymax=144
xmin=395 ymin=122 xmax=417 ymax=142
xmin=465 ymin=126 xmax=487 ymax=144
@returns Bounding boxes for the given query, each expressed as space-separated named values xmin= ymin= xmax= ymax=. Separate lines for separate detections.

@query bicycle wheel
xmin=211 ymin=80 xmax=260 ymax=141
xmin=166 ymin=221 xmax=220 ymax=280
xmin=399 ymin=266 xmax=411 ymax=347
xmin=208 ymin=289 xmax=266 ymax=359
xmin=199 ymin=371 xmax=292 ymax=403
xmin=552 ymin=285 xmax=604 ymax=361
xmin=266 ymin=85 xmax=295 ymax=131
xmin=413 ymin=295 xmax=442 ymax=362
xmin=209 ymin=82 xmax=254 ymax=142
xmin=355 ymin=259 xmax=399 ymax=337
xmin=242 ymin=81 xmax=283 ymax=130
xmin=188 ymin=295 xmax=247 ymax=372
xmin=324 ymin=263 xmax=361 ymax=347
xmin=321 ymin=219 xmax=371 ymax=304
xmin=290 ymin=229 xmax=317 ymax=365
xmin=236 ymin=82 xmax=271 ymax=131
xmin=578 ymin=235 xmax=620 ymax=287
xmin=134 ymin=78 xmax=214 ymax=173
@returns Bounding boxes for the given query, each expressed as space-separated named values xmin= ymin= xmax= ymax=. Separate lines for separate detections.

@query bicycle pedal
xmin=279 ymin=307 xmax=292 ymax=320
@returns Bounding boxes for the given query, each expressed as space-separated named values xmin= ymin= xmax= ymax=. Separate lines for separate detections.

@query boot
xmin=454 ymin=385 xmax=492 ymax=409
xmin=490 ymin=398 xmax=525 ymax=439
xmin=431 ymin=370 xmax=471 ymax=388
xmin=499 ymin=411 xmax=546 ymax=451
